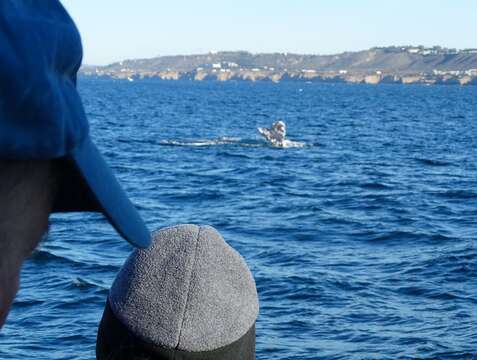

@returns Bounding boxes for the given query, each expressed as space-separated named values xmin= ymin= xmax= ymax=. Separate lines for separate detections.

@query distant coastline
xmin=80 ymin=46 xmax=477 ymax=86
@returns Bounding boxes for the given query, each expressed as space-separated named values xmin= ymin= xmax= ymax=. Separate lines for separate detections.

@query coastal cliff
xmin=80 ymin=46 xmax=477 ymax=85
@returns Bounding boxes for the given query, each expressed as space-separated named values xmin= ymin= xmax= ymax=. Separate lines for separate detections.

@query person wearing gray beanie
xmin=97 ymin=224 xmax=259 ymax=360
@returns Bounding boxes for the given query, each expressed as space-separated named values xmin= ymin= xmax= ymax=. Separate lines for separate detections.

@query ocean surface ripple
xmin=1 ymin=80 xmax=476 ymax=359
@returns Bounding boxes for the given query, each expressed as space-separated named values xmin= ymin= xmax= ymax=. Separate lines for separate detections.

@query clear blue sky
xmin=60 ymin=0 xmax=477 ymax=65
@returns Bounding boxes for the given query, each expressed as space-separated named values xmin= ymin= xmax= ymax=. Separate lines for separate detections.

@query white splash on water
xmin=277 ymin=140 xmax=306 ymax=148
xmin=160 ymin=121 xmax=307 ymax=148
xmin=257 ymin=120 xmax=306 ymax=148
xmin=160 ymin=137 xmax=243 ymax=147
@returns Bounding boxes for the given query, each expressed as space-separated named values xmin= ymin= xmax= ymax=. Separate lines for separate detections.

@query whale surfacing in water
xmin=258 ymin=120 xmax=287 ymax=147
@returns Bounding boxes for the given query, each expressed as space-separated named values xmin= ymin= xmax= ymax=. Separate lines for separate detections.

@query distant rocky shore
xmin=81 ymin=68 xmax=477 ymax=86
xmin=81 ymin=46 xmax=477 ymax=86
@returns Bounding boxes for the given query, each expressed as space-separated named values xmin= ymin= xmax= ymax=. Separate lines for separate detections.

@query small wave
xmin=29 ymin=249 xmax=119 ymax=272
xmin=216 ymin=151 xmax=254 ymax=159
xmin=396 ymin=286 xmax=470 ymax=302
xmin=430 ymin=351 xmax=477 ymax=360
xmin=13 ymin=299 xmax=44 ymax=308
xmin=359 ymin=182 xmax=393 ymax=190
xmin=366 ymin=230 xmax=452 ymax=244
xmin=431 ymin=189 xmax=477 ymax=200
xmin=30 ymin=249 xmax=79 ymax=265
xmin=414 ymin=157 xmax=453 ymax=167
xmin=71 ymin=277 xmax=108 ymax=291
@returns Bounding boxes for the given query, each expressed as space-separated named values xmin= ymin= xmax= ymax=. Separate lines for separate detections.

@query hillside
xmin=81 ymin=46 xmax=477 ymax=85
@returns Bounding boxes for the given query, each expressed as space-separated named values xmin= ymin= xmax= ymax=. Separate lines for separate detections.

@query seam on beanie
xmin=175 ymin=225 xmax=202 ymax=349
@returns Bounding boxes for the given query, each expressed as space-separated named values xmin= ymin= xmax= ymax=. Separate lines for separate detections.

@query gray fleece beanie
xmin=99 ymin=224 xmax=259 ymax=358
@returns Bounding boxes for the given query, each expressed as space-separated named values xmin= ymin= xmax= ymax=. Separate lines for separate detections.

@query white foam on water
xmin=159 ymin=137 xmax=242 ymax=147
xmin=279 ymin=140 xmax=307 ymax=148
xmin=160 ymin=137 xmax=307 ymax=149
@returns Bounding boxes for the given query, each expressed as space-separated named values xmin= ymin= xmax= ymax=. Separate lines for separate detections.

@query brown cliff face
xmin=380 ymin=75 xmax=401 ymax=84
xmin=401 ymin=75 xmax=423 ymax=84
xmin=85 ymin=69 xmax=477 ymax=86
xmin=344 ymin=74 xmax=366 ymax=84
xmin=364 ymin=75 xmax=381 ymax=85
xmin=270 ymin=73 xmax=284 ymax=83
xmin=459 ymin=76 xmax=473 ymax=85
xmin=194 ymin=71 xmax=208 ymax=81
xmin=158 ymin=71 xmax=182 ymax=80
xmin=216 ymin=72 xmax=234 ymax=81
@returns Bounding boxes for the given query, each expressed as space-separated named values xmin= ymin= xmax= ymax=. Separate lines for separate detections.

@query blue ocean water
xmin=1 ymin=79 xmax=477 ymax=359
